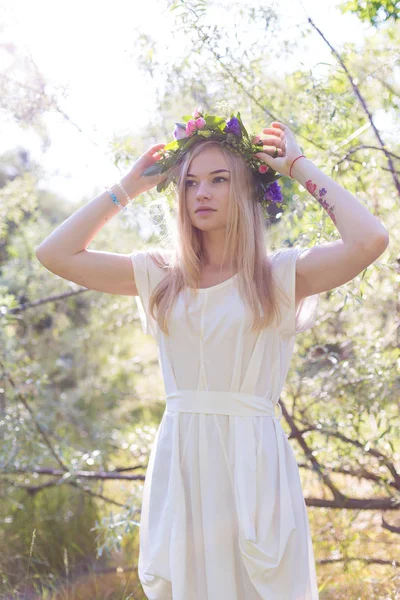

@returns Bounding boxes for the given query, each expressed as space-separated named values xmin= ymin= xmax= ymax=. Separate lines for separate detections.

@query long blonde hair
xmin=147 ymin=139 xmax=289 ymax=336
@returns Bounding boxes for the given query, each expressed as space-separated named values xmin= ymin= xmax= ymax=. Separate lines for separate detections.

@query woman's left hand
xmin=254 ymin=122 xmax=304 ymax=178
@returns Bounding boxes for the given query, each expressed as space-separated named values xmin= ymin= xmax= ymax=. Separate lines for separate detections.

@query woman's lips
xmin=196 ymin=209 xmax=215 ymax=213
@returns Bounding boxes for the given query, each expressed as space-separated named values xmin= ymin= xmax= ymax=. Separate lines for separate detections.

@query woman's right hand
xmin=125 ymin=143 xmax=168 ymax=197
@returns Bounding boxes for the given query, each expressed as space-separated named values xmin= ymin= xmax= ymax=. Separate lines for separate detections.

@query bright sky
xmin=0 ymin=0 xmax=382 ymax=210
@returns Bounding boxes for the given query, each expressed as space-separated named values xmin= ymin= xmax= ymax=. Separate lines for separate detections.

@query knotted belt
xmin=166 ymin=389 xmax=282 ymax=420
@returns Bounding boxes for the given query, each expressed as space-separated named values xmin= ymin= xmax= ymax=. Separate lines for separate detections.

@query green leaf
xmin=142 ymin=163 xmax=163 ymax=176
xmin=204 ymin=115 xmax=226 ymax=130
xmin=235 ymin=111 xmax=250 ymax=140
xmin=177 ymin=134 xmax=203 ymax=152
xmin=163 ymin=139 xmax=179 ymax=151
xmin=156 ymin=180 xmax=168 ymax=193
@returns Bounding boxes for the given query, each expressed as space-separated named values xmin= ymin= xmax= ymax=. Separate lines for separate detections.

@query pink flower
xmin=195 ymin=117 xmax=206 ymax=129
xmin=192 ymin=106 xmax=204 ymax=119
xmin=186 ymin=119 xmax=198 ymax=136
xmin=258 ymin=164 xmax=268 ymax=173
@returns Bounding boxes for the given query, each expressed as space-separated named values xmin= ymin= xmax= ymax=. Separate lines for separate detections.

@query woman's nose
xmin=195 ymin=182 xmax=211 ymax=197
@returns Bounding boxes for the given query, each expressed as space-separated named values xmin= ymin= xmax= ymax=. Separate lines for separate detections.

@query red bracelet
xmin=289 ymin=155 xmax=306 ymax=179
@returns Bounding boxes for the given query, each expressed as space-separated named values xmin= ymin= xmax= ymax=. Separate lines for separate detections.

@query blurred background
xmin=0 ymin=0 xmax=399 ymax=598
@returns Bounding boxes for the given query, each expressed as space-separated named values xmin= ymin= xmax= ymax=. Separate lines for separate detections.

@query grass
xmin=1 ymin=524 xmax=398 ymax=599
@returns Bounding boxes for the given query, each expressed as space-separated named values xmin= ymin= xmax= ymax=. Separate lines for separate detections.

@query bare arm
xmin=36 ymin=182 xmax=131 ymax=258
xmin=291 ymin=158 xmax=389 ymax=303
xmin=35 ymin=143 xmax=166 ymax=296
xmin=255 ymin=122 xmax=390 ymax=304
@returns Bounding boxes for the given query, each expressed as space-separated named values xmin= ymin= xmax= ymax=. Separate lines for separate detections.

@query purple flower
xmin=173 ymin=123 xmax=188 ymax=140
xmin=225 ymin=117 xmax=242 ymax=138
xmin=264 ymin=181 xmax=283 ymax=203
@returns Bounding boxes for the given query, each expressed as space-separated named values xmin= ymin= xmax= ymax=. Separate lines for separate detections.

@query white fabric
xmin=130 ymin=246 xmax=320 ymax=600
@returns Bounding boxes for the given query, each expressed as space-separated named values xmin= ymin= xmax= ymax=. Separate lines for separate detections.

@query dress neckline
xmin=189 ymin=273 xmax=239 ymax=292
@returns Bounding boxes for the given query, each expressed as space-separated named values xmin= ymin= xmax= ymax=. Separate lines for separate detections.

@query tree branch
xmin=305 ymin=15 xmax=400 ymax=196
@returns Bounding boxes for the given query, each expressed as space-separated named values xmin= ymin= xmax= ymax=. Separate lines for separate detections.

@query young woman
xmin=36 ymin=108 xmax=389 ymax=600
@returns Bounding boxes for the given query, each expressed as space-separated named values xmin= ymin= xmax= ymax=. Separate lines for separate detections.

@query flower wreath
xmin=142 ymin=106 xmax=285 ymax=214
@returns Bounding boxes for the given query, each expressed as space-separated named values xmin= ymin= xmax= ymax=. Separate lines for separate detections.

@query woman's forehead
xmin=188 ymin=147 xmax=228 ymax=173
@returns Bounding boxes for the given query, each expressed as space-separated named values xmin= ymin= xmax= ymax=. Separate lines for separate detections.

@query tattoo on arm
xmin=305 ymin=180 xmax=337 ymax=224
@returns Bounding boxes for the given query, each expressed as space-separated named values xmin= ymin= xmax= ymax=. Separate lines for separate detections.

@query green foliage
xmin=0 ymin=486 xmax=99 ymax=589
xmin=339 ymin=0 xmax=400 ymax=27
xmin=0 ymin=1 xmax=399 ymax=597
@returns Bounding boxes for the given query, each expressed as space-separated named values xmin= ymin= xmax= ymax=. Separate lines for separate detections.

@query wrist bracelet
xmin=116 ymin=181 xmax=131 ymax=203
xmin=105 ymin=185 xmax=128 ymax=213
xmin=290 ymin=155 xmax=306 ymax=179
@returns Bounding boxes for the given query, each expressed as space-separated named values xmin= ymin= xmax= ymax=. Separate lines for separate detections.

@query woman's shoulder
xmin=268 ymin=245 xmax=305 ymax=266
xmin=148 ymin=247 xmax=174 ymax=271
xmin=130 ymin=247 xmax=174 ymax=280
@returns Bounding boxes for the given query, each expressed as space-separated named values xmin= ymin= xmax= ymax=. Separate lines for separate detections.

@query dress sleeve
xmin=271 ymin=246 xmax=320 ymax=337
xmin=130 ymin=250 xmax=169 ymax=339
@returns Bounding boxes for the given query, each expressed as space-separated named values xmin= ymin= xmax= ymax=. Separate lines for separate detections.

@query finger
xmin=262 ymin=136 xmax=285 ymax=148
xmin=262 ymin=134 xmax=282 ymax=141
xmin=261 ymin=139 xmax=285 ymax=152
xmin=271 ymin=122 xmax=287 ymax=130
xmin=256 ymin=147 xmax=283 ymax=159
xmin=265 ymin=122 xmax=287 ymax=133
xmin=147 ymin=143 xmax=166 ymax=155
xmin=261 ymin=146 xmax=284 ymax=157
xmin=267 ymin=147 xmax=284 ymax=156
xmin=262 ymin=128 xmax=283 ymax=139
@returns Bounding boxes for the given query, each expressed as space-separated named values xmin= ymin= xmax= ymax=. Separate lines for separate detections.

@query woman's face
xmin=185 ymin=146 xmax=231 ymax=232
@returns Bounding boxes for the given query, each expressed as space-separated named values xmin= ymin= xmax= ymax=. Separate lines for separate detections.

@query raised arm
xmin=291 ymin=156 xmax=389 ymax=302
xmin=255 ymin=122 xmax=390 ymax=303
xmin=35 ymin=143 xmax=166 ymax=296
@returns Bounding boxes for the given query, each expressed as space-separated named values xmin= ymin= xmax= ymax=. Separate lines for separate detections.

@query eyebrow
xmin=186 ymin=169 xmax=230 ymax=177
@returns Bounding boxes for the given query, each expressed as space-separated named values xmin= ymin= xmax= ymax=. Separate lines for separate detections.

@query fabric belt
xmin=166 ymin=389 xmax=282 ymax=420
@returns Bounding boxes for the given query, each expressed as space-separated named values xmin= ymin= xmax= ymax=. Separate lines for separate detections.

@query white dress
xmin=130 ymin=246 xmax=320 ymax=600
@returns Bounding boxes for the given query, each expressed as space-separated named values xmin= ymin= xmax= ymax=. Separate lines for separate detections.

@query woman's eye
xmin=185 ymin=177 xmax=227 ymax=187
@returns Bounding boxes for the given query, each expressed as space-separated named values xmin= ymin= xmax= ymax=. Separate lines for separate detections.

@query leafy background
xmin=0 ymin=0 xmax=399 ymax=598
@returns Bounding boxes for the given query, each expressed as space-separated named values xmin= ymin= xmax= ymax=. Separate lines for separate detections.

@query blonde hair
xmin=147 ymin=139 xmax=289 ymax=336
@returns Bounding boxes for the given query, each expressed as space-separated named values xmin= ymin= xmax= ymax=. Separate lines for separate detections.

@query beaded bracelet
xmin=105 ymin=183 xmax=131 ymax=214
xmin=116 ymin=181 xmax=131 ymax=203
